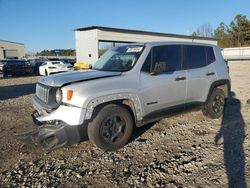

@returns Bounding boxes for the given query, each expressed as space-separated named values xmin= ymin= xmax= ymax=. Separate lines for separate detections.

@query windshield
xmin=92 ymin=45 xmax=144 ymax=72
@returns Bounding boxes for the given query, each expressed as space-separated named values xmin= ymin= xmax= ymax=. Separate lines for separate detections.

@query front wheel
xmin=88 ymin=104 xmax=134 ymax=151
xmin=202 ymin=88 xmax=225 ymax=119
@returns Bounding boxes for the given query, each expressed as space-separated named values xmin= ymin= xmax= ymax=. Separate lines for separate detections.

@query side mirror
xmin=150 ymin=62 xmax=167 ymax=75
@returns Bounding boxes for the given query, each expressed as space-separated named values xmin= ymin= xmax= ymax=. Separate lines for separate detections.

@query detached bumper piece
xmin=15 ymin=122 xmax=82 ymax=151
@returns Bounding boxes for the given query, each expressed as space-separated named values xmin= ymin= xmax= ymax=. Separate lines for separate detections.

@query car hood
xmin=38 ymin=70 xmax=122 ymax=87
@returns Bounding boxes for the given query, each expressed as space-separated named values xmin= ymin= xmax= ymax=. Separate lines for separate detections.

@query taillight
xmin=227 ymin=65 xmax=229 ymax=73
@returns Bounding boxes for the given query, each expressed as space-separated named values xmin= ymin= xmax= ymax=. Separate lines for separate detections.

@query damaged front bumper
xmin=15 ymin=95 xmax=88 ymax=151
xmin=15 ymin=111 xmax=88 ymax=151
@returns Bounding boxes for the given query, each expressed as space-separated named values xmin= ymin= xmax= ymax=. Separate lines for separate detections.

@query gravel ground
xmin=0 ymin=62 xmax=250 ymax=187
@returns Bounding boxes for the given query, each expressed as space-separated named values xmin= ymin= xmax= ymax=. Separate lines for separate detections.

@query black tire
xmin=88 ymin=104 xmax=134 ymax=151
xmin=45 ymin=70 xmax=48 ymax=76
xmin=202 ymin=88 xmax=225 ymax=119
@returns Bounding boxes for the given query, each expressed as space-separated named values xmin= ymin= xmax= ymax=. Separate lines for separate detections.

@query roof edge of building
xmin=74 ymin=26 xmax=218 ymax=41
xmin=0 ymin=39 xmax=24 ymax=45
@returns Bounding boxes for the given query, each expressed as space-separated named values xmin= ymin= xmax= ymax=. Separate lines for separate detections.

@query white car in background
xmin=39 ymin=61 xmax=73 ymax=76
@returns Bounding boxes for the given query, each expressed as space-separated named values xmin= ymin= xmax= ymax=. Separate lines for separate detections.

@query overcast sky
xmin=0 ymin=0 xmax=249 ymax=52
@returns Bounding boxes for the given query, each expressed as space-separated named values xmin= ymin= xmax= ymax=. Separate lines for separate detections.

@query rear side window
xmin=206 ymin=47 xmax=216 ymax=64
xmin=152 ymin=45 xmax=182 ymax=72
xmin=185 ymin=45 xmax=206 ymax=69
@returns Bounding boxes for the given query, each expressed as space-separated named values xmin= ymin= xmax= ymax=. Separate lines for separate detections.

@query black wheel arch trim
xmin=206 ymin=79 xmax=231 ymax=103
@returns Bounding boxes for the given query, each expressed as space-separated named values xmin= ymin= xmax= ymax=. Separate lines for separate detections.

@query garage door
xmin=4 ymin=49 xmax=18 ymax=59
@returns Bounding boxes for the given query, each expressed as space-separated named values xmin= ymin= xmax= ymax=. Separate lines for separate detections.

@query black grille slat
xmin=35 ymin=83 xmax=60 ymax=110
xmin=36 ymin=84 xmax=50 ymax=103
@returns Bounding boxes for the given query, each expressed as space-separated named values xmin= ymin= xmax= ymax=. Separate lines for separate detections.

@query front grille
xmin=36 ymin=84 xmax=50 ymax=103
xmin=35 ymin=83 xmax=60 ymax=110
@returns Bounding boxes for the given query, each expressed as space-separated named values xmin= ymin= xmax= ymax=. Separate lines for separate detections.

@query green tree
xmin=194 ymin=14 xmax=250 ymax=48
xmin=214 ymin=22 xmax=230 ymax=48
xmin=192 ymin=32 xmax=197 ymax=37
xmin=229 ymin=14 xmax=250 ymax=46
xmin=36 ymin=49 xmax=75 ymax=56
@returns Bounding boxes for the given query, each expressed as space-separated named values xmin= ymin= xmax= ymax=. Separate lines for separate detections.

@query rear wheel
xmin=88 ymin=104 xmax=134 ymax=151
xmin=202 ymin=88 xmax=225 ymax=119
xmin=45 ymin=70 xmax=48 ymax=76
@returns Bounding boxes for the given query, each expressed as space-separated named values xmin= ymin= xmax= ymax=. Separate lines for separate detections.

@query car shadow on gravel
xmin=0 ymin=83 xmax=36 ymax=100
xmin=130 ymin=121 xmax=159 ymax=143
xmin=215 ymin=92 xmax=247 ymax=188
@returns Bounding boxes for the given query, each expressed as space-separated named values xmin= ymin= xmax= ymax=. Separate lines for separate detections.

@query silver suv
xmin=20 ymin=42 xmax=230 ymax=151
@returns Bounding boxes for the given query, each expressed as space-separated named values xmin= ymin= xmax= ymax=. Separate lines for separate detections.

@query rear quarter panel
xmin=214 ymin=46 xmax=230 ymax=81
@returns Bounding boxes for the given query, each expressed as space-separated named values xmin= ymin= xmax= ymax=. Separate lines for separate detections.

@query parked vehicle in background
xmin=0 ymin=61 xmax=3 ymax=72
xmin=30 ymin=59 xmax=46 ymax=75
xmin=47 ymin=58 xmax=60 ymax=61
xmin=59 ymin=58 xmax=76 ymax=66
xmin=1 ymin=60 xmax=33 ymax=77
xmin=19 ymin=42 xmax=230 ymax=151
xmin=39 ymin=60 xmax=73 ymax=76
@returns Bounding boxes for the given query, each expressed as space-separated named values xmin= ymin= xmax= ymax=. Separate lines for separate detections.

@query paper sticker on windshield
xmin=126 ymin=47 xmax=143 ymax=53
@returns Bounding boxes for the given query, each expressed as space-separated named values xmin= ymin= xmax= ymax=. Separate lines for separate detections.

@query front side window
xmin=141 ymin=51 xmax=152 ymax=73
xmin=185 ymin=45 xmax=206 ymax=69
xmin=92 ymin=45 xmax=144 ymax=72
xmin=152 ymin=45 xmax=182 ymax=72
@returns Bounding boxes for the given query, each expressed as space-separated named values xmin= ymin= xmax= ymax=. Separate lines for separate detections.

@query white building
xmin=222 ymin=47 xmax=250 ymax=61
xmin=0 ymin=40 xmax=25 ymax=60
xmin=75 ymin=26 xmax=218 ymax=65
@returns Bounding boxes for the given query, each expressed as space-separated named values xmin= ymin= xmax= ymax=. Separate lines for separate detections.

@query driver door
xmin=139 ymin=45 xmax=187 ymax=116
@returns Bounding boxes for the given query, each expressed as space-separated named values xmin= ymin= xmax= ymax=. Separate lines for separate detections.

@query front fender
xmin=84 ymin=93 xmax=143 ymax=121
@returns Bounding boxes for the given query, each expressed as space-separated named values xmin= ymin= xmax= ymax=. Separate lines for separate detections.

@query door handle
xmin=175 ymin=76 xmax=186 ymax=81
xmin=206 ymin=72 xmax=215 ymax=76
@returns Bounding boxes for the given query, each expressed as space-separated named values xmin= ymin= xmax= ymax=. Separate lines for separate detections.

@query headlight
xmin=55 ymin=88 xmax=62 ymax=104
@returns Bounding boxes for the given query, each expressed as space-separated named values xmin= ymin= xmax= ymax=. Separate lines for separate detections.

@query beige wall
xmin=75 ymin=29 xmax=99 ymax=64
xmin=222 ymin=47 xmax=250 ymax=59
xmin=0 ymin=40 xmax=25 ymax=60
xmin=0 ymin=48 xmax=4 ymax=60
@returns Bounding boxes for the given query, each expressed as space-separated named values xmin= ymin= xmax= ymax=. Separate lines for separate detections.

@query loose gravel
xmin=0 ymin=63 xmax=250 ymax=187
